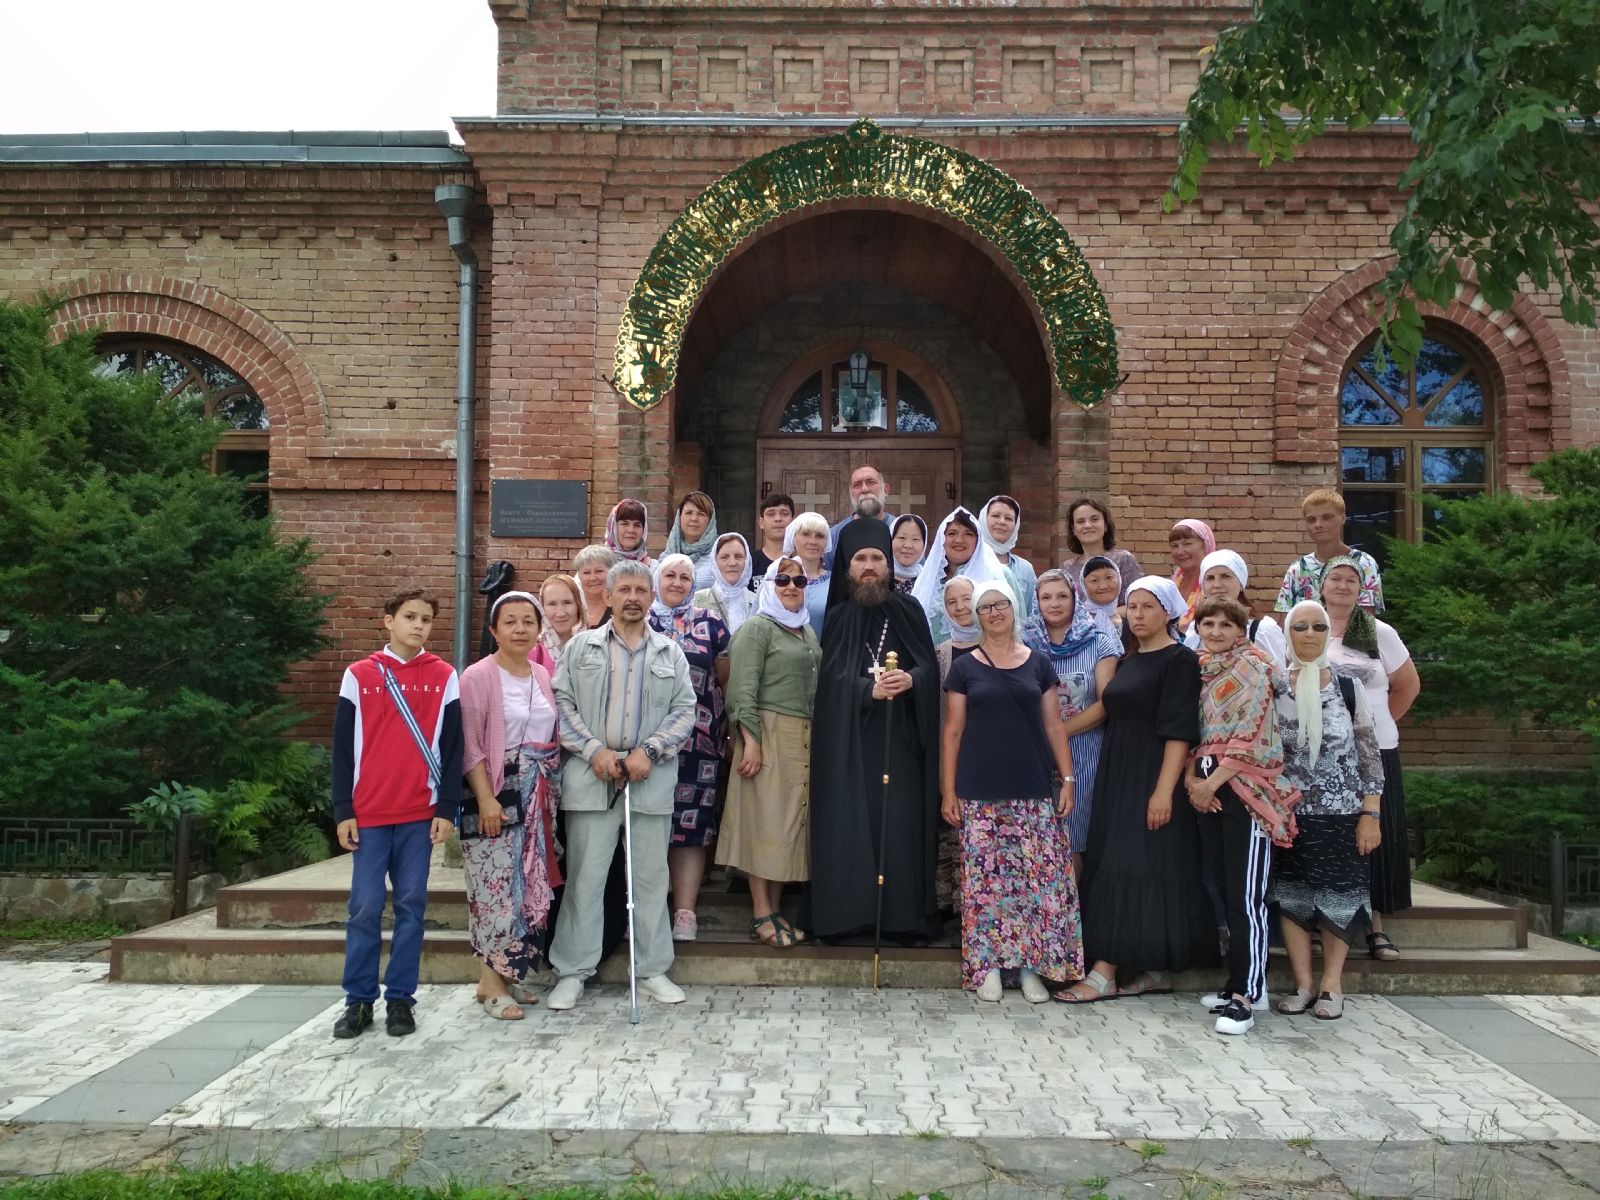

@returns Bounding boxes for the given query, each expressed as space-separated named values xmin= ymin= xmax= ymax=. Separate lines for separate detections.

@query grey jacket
xmin=551 ymin=622 xmax=696 ymax=815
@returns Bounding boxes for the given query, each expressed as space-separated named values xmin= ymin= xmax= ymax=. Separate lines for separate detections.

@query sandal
xmin=773 ymin=914 xmax=808 ymax=945
xmin=1366 ymin=931 xmax=1401 ymax=961
xmin=1054 ymin=968 xmax=1118 ymax=1004
xmin=1274 ymin=987 xmax=1316 ymax=1015
xmin=482 ymin=994 xmax=525 ymax=1021
xmin=508 ymin=981 xmax=542 ymax=1006
xmin=1118 ymin=971 xmax=1174 ymax=997
xmin=1314 ymin=991 xmax=1344 ymax=1021
xmin=750 ymin=914 xmax=794 ymax=948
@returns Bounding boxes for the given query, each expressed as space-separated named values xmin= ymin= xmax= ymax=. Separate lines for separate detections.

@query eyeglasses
xmin=773 ymin=574 xmax=804 ymax=589
xmin=1289 ymin=622 xmax=1330 ymax=633
xmin=976 ymin=601 xmax=1012 ymax=615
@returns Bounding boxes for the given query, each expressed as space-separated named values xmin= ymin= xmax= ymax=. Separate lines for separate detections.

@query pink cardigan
xmin=460 ymin=653 xmax=558 ymax=795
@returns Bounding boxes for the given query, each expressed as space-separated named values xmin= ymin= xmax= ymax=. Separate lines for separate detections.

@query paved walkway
xmin=5 ymin=962 xmax=1600 ymax=1139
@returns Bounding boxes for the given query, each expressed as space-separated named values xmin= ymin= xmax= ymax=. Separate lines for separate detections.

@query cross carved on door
xmin=792 ymin=477 xmax=833 ymax=513
xmin=885 ymin=477 xmax=927 ymax=513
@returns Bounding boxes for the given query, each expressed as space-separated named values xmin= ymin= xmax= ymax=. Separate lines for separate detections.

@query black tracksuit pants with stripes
xmin=1198 ymin=782 xmax=1274 ymax=1005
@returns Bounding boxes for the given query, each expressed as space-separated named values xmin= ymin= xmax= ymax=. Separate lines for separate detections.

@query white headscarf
xmin=488 ymin=589 xmax=542 ymax=626
xmin=941 ymin=576 xmax=979 ymax=644
xmin=1200 ymin=548 xmax=1250 ymax=593
xmin=978 ymin=495 xmax=1022 ymax=557
xmin=911 ymin=506 xmax=1016 ymax=625
xmin=782 ymin=512 xmax=831 ymax=565
xmin=755 ymin=558 xmax=809 ymax=630
xmin=1126 ymin=574 xmax=1186 ymax=621
xmin=970 ymin=579 xmax=1023 ymax=643
xmin=649 ymin=553 xmax=697 ymax=625
xmin=706 ymin=532 xmax=753 ymax=634
xmin=891 ymin=514 xmax=928 ymax=583
xmin=1287 ymin=599 xmax=1332 ymax=769
xmin=1077 ymin=555 xmax=1123 ymax=639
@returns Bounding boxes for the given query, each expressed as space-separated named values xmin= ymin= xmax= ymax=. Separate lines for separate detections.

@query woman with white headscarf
xmin=646 ymin=554 xmax=731 ymax=942
xmin=911 ymin=506 xmax=1018 ymax=642
xmin=695 ymin=532 xmax=755 ymax=635
xmin=1181 ymin=549 xmax=1286 ymax=665
xmin=1268 ymin=600 xmax=1385 ymax=1022
xmin=979 ymin=495 xmax=1038 ymax=619
xmin=1059 ymin=576 xmax=1215 ymax=1004
xmin=781 ymin=511 xmax=832 ymax=637
xmin=890 ymin=514 xmax=928 ymax=594
xmin=717 ymin=557 xmax=822 ymax=949
xmin=942 ymin=580 xmax=1081 ymax=1004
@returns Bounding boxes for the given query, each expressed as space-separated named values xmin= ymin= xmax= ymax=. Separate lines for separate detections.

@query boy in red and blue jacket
xmin=329 ymin=588 xmax=462 ymax=1039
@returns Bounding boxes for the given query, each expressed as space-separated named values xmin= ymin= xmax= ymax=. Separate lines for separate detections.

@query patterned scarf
xmin=664 ymin=506 xmax=719 ymax=564
xmin=1197 ymin=636 xmax=1301 ymax=847
xmin=649 ymin=553 xmax=697 ymax=644
xmin=1022 ymin=572 xmax=1101 ymax=658
xmin=605 ymin=500 xmax=651 ymax=562
xmin=1320 ymin=554 xmax=1379 ymax=657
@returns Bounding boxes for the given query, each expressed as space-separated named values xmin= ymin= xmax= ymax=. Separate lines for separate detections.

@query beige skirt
xmin=715 ymin=709 xmax=811 ymax=882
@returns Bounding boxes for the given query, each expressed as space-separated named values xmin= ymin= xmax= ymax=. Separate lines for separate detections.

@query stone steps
xmin=106 ymin=856 xmax=1600 ymax=994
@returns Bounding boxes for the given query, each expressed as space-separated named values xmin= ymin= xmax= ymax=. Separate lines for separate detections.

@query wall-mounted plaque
xmin=489 ymin=479 xmax=588 ymax=538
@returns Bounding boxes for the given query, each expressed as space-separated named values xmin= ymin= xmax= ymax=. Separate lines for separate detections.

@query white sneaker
xmin=1201 ymin=987 xmax=1269 ymax=1014
xmin=975 ymin=969 xmax=1003 ymax=1002
xmin=638 ymin=974 xmax=686 ymax=1004
xmin=671 ymin=909 xmax=698 ymax=942
xmin=1214 ymin=998 xmax=1256 ymax=1036
xmin=547 ymin=976 xmax=584 ymax=1011
xmin=1019 ymin=969 xmax=1050 ymax=1004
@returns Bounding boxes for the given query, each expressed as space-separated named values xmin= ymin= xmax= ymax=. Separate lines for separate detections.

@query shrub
xmin=0 ymin=298 xmax=328 ymax=817
xmin=1407 ymin=768 xmax=1600 ymax=886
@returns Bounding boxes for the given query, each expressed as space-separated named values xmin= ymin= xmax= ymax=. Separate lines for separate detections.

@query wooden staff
xmin=871 ymin=650 xmax=899 ymax=991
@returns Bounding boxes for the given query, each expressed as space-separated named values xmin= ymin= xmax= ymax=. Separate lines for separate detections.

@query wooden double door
xmin=754 ymin=437 xmax=962 ymax=526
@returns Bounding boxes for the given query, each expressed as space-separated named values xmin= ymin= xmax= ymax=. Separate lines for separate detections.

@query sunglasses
xmin=976 ymin=601 xmax=1012 ymax=615
xmin=1289 ymin=621 xmax=1331 ymax=633
xmin=773 ymin=574 xmax=804 ymax=589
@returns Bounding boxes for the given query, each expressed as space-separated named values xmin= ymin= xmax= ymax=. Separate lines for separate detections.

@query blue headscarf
xmin=1023 ymin=569 xmax=1101 ymax=658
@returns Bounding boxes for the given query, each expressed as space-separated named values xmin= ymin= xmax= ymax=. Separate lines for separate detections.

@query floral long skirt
xmin=959 ymin=797 xmax=1084 ymax=990
xmin=462 ymin=746 xmax=562 ymax=980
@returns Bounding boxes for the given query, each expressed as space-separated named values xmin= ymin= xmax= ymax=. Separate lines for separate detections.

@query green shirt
xmin=726 ymin=614 xmax=821 ymax=741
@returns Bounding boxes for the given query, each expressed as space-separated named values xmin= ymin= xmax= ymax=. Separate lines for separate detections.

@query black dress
xmin=1080 ymin=641 xmax=1217 ymax=976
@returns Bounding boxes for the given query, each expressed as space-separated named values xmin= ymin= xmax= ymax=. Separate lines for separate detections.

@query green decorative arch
xmin=613 ymin=118 xmax=1118 ymax=411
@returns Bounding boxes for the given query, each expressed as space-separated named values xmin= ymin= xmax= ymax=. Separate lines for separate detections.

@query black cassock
xmin=808 ymin=521 xmax=942 ymax=942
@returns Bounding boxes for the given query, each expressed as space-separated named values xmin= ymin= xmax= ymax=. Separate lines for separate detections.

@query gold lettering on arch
xmin=613 ymin=118 xmax=1118 ymax=411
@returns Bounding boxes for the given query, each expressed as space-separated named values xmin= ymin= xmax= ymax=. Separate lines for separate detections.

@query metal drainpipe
xmin=434 ymin=183 xmax=478 ymax=671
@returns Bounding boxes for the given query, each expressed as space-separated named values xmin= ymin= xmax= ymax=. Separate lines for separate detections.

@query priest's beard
xmin=849 ymin=576 xmax=890 ymax=607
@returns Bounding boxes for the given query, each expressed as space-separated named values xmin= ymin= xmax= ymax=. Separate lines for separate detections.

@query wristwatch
xmin=1359 ymin=810 xmax=1381 ymax=820
xmin=643 ymin=744 xmax=661 ymax=763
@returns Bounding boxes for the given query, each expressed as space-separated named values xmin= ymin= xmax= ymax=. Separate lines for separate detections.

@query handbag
xmin=460 ymin=769 xmax=525 ymax=841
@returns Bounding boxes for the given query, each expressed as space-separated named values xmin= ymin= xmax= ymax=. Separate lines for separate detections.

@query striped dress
xmin=1022 ymin=618 xmax=1124 ymax=853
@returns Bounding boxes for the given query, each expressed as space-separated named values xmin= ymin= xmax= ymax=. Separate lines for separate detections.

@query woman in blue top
xmin=942 ymin=580 xmax=1082 ymax=1005
xmin=1023 ymin=569 xmax=1123 ymax=877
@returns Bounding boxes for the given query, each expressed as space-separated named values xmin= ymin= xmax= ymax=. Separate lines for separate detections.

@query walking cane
xmin=871 ymin=650 xmax=899 ymax=991
xmin=621 ymin=779 xmax=640 ymax=1025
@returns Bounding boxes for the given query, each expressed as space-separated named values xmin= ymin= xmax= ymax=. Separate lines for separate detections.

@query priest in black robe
xmin=808 ymin=517 xmax=942 ymax=943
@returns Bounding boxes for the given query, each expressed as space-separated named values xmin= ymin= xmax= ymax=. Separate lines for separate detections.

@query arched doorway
xmin=756 ymin=339 xmax=962 ymax=524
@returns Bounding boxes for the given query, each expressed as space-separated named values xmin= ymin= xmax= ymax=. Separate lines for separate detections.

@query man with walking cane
xmin=808 ymin=520 xmax=942 ymax=951
xmin=548 ymin=559 xmax=696 ymax=1012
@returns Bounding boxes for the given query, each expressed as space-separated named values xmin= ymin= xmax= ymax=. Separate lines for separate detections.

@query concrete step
xmin=215 ymin=858 xmax=1528 ymax=951
xmin=111 ymin=905 xmax=1600 ymax=994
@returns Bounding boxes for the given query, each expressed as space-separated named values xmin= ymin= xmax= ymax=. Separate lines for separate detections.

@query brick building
xmin=2 ymin=1 xmax=1594 ymax=766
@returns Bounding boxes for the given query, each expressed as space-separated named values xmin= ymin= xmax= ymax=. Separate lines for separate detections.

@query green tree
xmin=1379 ymin=448 xmax=1600 ymax=742
xmin=0 ymin=298 xmax=328 ymax=817
xmin=1167 ymin=0 xmax=1600 ymax=362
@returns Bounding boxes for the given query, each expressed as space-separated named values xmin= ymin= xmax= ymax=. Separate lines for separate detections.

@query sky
xmin=0 ymin=0 xmax=498 ymax=141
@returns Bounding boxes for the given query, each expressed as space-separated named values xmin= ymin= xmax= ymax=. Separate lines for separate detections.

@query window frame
xmin=760 ymin=339 xmax=961 ymax=438
xmin=97 ymin=337 xmax=270 ymax=506
xmin=1337 ymin=324 xmax=1496 ymax=547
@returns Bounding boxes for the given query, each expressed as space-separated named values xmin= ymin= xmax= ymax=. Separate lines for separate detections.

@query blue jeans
xmin=343 ymin=818 xmax=432 ymax=1006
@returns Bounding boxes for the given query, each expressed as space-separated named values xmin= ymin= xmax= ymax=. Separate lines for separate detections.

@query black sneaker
xmin=332 ymin=1002 xmax=373 ymax=1039
xmin=385 ymin=1000 xmax=417 ymax=1037
xmin=1214 ymin=998 xmax=1256 ymax=1036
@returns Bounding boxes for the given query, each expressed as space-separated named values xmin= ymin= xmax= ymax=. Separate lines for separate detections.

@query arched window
xmin=776 ymin=353 xmax=945 ymax=435
xmin=97 ymin=339 xmax=269 ymax=515
xmin=1337 ymin=326 xmax=1494 ymax=558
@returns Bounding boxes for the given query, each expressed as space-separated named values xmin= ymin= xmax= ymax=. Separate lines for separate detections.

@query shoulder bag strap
xmin=376 ymin=662 xmax=442 ymax=790
xmin=1337 ymin=673 xmax=1358 ymax=718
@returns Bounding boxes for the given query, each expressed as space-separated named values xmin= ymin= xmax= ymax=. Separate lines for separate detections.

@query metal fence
xmin=1490 ymin=834 xmax=1600 ymax=936
xmin=0 ymin=814 xmax=211 ymax=918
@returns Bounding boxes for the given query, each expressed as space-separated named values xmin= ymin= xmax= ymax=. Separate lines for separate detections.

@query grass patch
xmin=0 ymin=916 xmax=132 ymax=942
xmin=1136 ymin=1141 xmax=1166 ymax=1161
xmin=1564 ymin=931 xmax=1600 ymax=951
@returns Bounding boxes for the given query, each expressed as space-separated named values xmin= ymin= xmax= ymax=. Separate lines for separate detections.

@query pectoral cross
xmin=869 ymin=649 xmax=899 ymax=683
